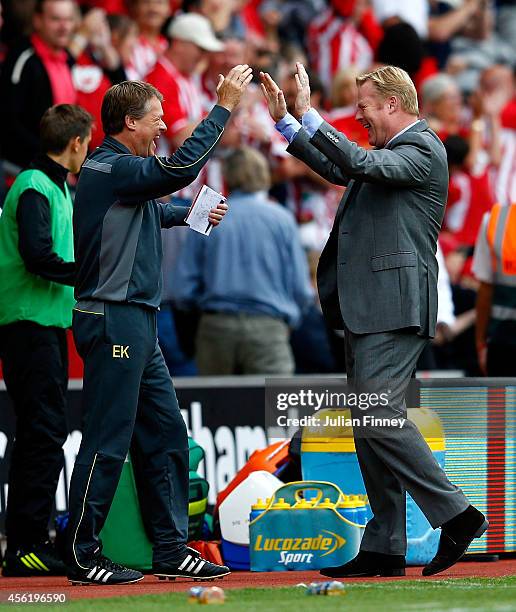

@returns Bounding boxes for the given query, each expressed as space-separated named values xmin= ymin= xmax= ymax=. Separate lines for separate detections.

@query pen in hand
xmin=206 ymin=199 xmax=228 ymax=234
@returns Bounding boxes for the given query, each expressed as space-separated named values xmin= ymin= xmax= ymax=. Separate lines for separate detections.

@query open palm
xmin=259 ymin=72 xmax=287 ymax=123
xmin=294 ymin=62 xmax=311 ymax=118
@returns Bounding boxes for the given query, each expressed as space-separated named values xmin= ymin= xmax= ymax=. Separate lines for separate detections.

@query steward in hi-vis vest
xmin=473 ymin=202 xmax=516 ymax=375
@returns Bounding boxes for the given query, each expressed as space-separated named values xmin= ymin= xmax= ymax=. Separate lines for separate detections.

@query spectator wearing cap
xmin=146 ymin=12 xmax=223 ymax=152
xmin=0 ymin=0 xmax=77 ymax=169
xmin=126 ymin=0 xmax=171 ymax=80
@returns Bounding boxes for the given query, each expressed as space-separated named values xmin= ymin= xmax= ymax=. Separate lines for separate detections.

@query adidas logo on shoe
xmin=153 ymin=547 xmax=230 ymax=582
xmin=68 ymin=555 xmax=143 ymax=586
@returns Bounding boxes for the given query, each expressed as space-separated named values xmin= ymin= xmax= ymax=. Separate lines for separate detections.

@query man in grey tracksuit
xmin=67 ymin=69 xmax=252 ymax=585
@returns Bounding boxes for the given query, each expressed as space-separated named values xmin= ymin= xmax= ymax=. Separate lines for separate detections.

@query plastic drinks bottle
xmin=337 ymin=496 xmax=359 ymax=524
xmin=250 ymin=498 xmax=268 ymax=522
xmin=306 ymin=581 xmax=346 ymax=596
xmin=349 ymin=495 xmax=368 ymax=525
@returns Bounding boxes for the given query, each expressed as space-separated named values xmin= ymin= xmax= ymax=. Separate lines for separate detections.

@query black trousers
xmin=67 ymin=301 xmax=189 ymax=569
xmin=0 ymin=321 xmax=68 ymax=550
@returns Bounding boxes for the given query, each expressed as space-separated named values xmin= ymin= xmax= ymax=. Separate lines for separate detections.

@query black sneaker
xmin=2 ymin=541 xmax=66 ymax=577
xmin=67 ymin=555 xmax=143 ymax=585
xmin=153 ymin=547 xmax=230 ymax=582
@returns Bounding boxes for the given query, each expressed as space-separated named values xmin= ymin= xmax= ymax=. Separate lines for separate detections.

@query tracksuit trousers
xmin=0 ymin=322 xmax=68 ymax=551
xmin=67 ymin=301 xmax=189 ymax=569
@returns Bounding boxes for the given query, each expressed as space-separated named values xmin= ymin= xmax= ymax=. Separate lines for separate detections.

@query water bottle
xmin=349 ymin=495 xmax=368 ymax=525
xmin=315 ymin=497 xmax=334 ymax=509
xmin=188 ymin=586 xmax=226 ymax=604
xmin=337 ymin=496 xmax=358 ymax=524
xmin=306 ymin=581 xmax=346 ymax=596
xmin=271 ymin=497 xmax=290 ymax=510
xmin=293 ymin=498 xmax=315 ymax=509
xmin=250 ymin=498 xmax=268 ymax=522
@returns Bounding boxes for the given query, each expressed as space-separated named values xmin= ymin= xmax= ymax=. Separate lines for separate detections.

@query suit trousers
xmin=67 ymin=302 xmax=189 ymax=569
xmin=0 ymin=322 xmax=68 ymax=550
xmin=343 ymin=326 xmax=469 ymax=555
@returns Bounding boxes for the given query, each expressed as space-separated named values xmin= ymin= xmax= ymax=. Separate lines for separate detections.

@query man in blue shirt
xmin=173 ymin=146 xmax=313 ymax=375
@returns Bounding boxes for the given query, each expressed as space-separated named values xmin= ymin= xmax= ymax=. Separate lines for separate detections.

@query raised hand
xmin=259 ymin=72 xmax=287 ymax=123
xmin=294 ymin=62 xmax=311 ymax=119
xmin=216 ymin=65 xmax=253 ymax=112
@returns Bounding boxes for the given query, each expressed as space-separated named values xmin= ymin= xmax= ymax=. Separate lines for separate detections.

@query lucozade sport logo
xmin=253 ymin=530 xmax=346 ymax=565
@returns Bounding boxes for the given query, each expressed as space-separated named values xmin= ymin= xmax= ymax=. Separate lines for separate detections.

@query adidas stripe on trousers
xmin=67 ymin=301 xmax=189 ymax=568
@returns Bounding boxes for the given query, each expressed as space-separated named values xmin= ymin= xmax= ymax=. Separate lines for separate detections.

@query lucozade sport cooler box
xmin=249 ymin=481 xmax=364 ymax=571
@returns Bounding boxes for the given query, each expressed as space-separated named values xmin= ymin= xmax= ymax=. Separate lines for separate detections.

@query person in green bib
xmin=0 ymin=104 xmax=92 ymax=577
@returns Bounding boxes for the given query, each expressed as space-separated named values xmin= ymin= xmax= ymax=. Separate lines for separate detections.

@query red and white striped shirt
xmin=146 ymin=56 xmax=207 ymax=199
xmin=146 ymin=56 xmax=203 ymax=139
xmin=308 ymin=9 xmax=373 ymax=91
xmin=126 ymin=34 xmax=168 ymax=81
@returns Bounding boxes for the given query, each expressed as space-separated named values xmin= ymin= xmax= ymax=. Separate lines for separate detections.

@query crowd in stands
xmin=0 ymin=0 xmax=515 ymax=376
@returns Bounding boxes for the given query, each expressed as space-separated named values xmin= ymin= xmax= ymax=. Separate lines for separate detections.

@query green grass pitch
xmin=5 ymin=577 xmax=516 ymax=611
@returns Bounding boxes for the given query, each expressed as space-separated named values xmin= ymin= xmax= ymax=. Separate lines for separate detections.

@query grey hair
xmin=421 ymin=74 xmax=457 ymax=106
xmin=222 ymin=147 xmax=271 ymax=194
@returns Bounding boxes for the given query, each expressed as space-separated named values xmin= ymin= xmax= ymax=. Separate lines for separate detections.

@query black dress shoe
xmin=320 ymin=551 xmax=406 ymax=578
xmin=423 ymin=505 xmax=488 ymax=576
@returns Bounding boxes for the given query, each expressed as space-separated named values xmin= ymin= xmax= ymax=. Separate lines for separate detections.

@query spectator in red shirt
xmin=145 ymin=12 xmax=223 ymax=153
xmin=71 ymin=11 xmax=136 ymax=149
xmin=126 ymin=0 xmax=171 ymax=80
xmin=441 ymin=95 xmax=502 ymax=277
xmin=0 ymin=0 xmax=77 ymax=168
xmin=443 ymin=135 xmax=495 ymax=252
xmin=307 ymin=0 xmax=375 ymax=91
xmin=477 ymin=64 xmax=515 ymax=206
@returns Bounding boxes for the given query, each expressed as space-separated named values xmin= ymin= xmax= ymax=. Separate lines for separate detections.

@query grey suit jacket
xmin=287 ymin=119 xmax=448 ymax=337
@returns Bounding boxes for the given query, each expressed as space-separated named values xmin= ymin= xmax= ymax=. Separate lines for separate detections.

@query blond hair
xmin=356 ymin=66 xmax=419 ymax=116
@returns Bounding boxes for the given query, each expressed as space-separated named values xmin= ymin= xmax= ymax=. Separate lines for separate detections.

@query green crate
xmin=100 ymin=447 xmax=210 ymax=569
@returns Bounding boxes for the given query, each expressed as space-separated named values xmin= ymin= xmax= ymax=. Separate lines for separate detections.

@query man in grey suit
xmin=260 ymin=64 xmax=487 ymax=577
